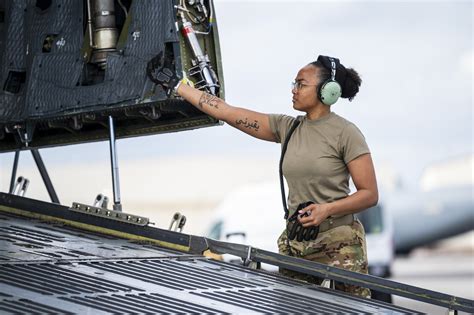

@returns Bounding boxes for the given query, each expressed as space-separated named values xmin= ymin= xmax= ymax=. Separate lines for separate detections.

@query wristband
xmin=173 ymin=78 xmax=194 ymax=95
xmin=173 ymin=79 xmax=183 ymax=95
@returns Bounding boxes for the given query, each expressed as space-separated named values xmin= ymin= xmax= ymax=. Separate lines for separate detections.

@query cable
xmin=117 ymin=0 xmax=128 ymax=18
xmin=194 ymin=0 xmax=214 ymax=35
xmin=182 ymin=0 xmax=205 ymax=24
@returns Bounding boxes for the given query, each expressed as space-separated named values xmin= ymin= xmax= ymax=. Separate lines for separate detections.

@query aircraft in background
xmin=205 ymin=153 xmax=473 ymax=268
xmin=391 ymin=154 xmax=473 ymax=254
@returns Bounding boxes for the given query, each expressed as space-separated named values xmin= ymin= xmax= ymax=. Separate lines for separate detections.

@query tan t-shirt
xmin=269 ymin=112 xmax=370 ymax=218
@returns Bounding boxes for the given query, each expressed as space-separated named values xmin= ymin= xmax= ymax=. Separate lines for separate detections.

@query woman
xmin=168 ymin=55 xmax=378 ymax=298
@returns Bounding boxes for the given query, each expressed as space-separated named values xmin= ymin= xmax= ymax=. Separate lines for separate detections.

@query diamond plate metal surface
xmin=0 ymin=0 xmax=27 ymax=122
xmin=0 ymin=211 xmax=418 ymax=314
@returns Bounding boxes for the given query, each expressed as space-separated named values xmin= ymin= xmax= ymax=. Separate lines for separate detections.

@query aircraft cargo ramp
xmin=0 ymin=193 xmax=472 ymax=314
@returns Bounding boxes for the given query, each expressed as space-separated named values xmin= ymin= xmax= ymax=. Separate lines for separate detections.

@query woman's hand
xmin=297 ymin=203 xmax=331 ymax=228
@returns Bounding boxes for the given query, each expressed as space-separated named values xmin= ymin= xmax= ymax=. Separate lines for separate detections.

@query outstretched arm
xmin=176 ymin=84 xmax=276 ymax=142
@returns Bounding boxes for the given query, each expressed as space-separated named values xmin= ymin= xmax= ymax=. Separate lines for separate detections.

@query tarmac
xmin=390 ymin=232 xmax=474 ymax=314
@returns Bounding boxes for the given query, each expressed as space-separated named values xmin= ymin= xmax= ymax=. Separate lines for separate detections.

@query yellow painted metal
xmin=0 ymin=205 xmax=190 ymax=252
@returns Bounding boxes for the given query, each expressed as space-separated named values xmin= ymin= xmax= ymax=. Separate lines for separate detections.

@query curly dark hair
xmin=309 ymin=59 xmax=362 ymax=101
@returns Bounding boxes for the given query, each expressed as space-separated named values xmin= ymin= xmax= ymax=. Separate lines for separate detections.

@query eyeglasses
xmin=291 ymin=81 xmax=318 ymax=91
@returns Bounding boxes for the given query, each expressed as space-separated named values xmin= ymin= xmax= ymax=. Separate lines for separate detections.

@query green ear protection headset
xmin=317 ymin=55 xmax=342 ymax=106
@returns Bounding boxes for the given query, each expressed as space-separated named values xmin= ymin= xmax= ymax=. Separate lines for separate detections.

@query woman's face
xmin=292 ymin=65 xmax=321 ymax=112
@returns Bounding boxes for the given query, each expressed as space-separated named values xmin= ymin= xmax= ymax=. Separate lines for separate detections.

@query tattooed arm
xmin=177 ymin=83 xmax=276 ymax=142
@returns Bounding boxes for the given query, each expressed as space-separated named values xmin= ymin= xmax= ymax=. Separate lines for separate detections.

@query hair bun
xmin=341 ymin=68 xmax=362 ymax=101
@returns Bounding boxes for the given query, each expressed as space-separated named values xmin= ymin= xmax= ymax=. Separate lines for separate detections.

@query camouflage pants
xmin=277 ymin=218 xmax=371 ymax=298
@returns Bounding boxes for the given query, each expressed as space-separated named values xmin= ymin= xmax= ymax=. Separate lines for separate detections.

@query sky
xmin=0 ymin=0 xmax=472 ymax=202
xmin=209 ymin=0 xmax=473 ymax=184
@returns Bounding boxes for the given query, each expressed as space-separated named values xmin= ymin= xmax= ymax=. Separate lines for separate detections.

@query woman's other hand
xmin=298 ymin=203 xmax=330 ymax=228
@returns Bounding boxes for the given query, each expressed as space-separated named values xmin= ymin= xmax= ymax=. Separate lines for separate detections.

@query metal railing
xmin=203 ymin=238 xmax=473 ymax=314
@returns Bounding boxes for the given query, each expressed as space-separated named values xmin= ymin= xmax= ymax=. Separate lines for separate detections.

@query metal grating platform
xmin=0 ymin=210 xmax=420 ymax=314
